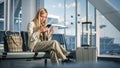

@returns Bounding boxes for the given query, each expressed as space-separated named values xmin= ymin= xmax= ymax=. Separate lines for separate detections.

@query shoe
xmin=62 ymin=59 xmax=74 ymax=64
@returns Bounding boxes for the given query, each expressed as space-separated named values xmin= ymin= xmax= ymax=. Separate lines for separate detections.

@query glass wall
xmin=97 ymin=10 xmax=120 ymax=55
xmin=88 ymin=1 xmax=96 ymax=47
xmin=14 ymin=0 xmax=22 ymax=32
xmin=79 ymin=0 xmax=96 ymax=47
xmin=0 ymin=0 xmax=22 ymax=31
xmin=45 ymin=0 xmax=64 ymax=34
xmin=0 ymin=0 xmax=4 ymax=30
xmin=65 ymin=0 xmax=76 ymax=50
xmin=45 ymin=0 xmax=98 ymax=50
xmin=45 ymin=0 xmax=76 ymax=50
xmin=0 ymin=0 xmax=4 ymax=44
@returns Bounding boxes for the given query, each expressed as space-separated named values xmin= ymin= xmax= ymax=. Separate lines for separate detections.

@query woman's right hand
xmin=39 ymin=26 xmax=48 ymax=32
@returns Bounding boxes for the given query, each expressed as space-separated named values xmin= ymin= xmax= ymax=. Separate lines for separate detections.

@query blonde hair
xmin=33 ymin=8 xmax=48 ymax=27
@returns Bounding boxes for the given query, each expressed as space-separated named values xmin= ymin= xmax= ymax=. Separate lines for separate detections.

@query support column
xmin=21 ymin=0 xmax=36 ymax=31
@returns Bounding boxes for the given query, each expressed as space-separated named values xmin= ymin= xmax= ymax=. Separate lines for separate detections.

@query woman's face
xmin=40 ymin=13 xmax=47 ymax=23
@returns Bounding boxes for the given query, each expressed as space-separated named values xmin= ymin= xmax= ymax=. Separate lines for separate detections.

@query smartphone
xmin=46 ymin=24 xmax=51 ymax=28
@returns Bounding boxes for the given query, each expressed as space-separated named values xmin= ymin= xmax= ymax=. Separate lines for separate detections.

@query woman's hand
xmin=50 ymin=26 xmax=55 ymax=33
xmin=40 ymin=26 xmax=48 ymax=32
xmin=37 ymin=26 xmax=48 ymax=34
xmin=49 ymin=26 xmax=55 ymax=36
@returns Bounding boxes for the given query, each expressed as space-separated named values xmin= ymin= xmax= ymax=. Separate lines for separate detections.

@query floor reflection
xmin=0 ymin=59 xmax=120 ymax=68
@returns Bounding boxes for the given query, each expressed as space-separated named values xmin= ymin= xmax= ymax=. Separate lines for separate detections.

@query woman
xmin=27 ymin=8 xmax=71 ymax=65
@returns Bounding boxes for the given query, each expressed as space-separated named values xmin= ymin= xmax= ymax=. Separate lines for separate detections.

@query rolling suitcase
xmin=76 ymin=22 xmax=97 ymax=63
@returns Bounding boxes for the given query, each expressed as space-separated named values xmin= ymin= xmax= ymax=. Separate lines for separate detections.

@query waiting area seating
xmin=0 ymin=31 xmax=75 ymax=66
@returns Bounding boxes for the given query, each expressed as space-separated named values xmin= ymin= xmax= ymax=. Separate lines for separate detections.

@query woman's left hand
xmin=50 ymin=26 xmax=55 ymax=32
xmin=49 ymin=26 xmax=55 ymax=36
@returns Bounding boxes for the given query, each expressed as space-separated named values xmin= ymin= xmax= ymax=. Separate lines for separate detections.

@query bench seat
xmin=1 ymin=52 xmax=46 ymax=59
xmin=0 ymin=31 xmax=75 ymax=67
xmin=0 ymin=51 xmax=75 ymax=60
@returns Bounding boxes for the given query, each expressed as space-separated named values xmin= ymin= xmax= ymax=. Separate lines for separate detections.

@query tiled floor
xmin=0 ymin=59 xmax=120 ymax=68
xmin=0 ymin=59 xmax=52 ymax=68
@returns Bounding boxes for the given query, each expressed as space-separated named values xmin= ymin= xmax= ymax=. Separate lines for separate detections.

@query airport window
xmin=44 ymin=0 xmax=98 ymax=50
xmin=97 ymin=10 xmax=120 ymax=55
xmin=13 ymin=0 xmax=22 ymax=32
xmin=0 ymin=0 xmax=4 ymax=30
xmin=45 ymin=0 xmax=76 ymax=50
xmin=88 ymin=1 xmax=96 ymax=46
